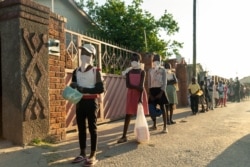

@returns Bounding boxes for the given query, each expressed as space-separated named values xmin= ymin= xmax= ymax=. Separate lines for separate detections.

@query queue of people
xmin=67 ymin=50 xmax=180 ymax=166
xmin=188 ymin=75 xmax=247 ymax=116
xmin=67 ymin=45 xmax=247 ymax=166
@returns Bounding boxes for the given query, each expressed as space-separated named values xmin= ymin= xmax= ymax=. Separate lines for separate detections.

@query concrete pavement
xmin=1 ymin=99 xmax=250 ymax=167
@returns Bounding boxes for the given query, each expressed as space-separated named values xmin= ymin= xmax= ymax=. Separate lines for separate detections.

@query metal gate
xmin=64 ymin=29 xmax=135 ymax=132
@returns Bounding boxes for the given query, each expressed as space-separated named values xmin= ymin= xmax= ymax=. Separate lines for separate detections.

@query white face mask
xmin=131 ymin=61 xmax=140 ymax=69
xmin=153 ymin=61 xmax=160 ymax=69
xmin=166 ymin=69 xmax=171 ymax=73
xmin=81 ymin=55 xmax=92 ymax=65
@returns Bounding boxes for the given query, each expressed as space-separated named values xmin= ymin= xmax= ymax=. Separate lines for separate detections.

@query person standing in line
xmin=70 ymin=44 xmax=104 ymax=166
xmin=203 ymin=77 xmax=211 ymax=111
xmin=148 ymin=54 xmax=169 ymax=133
xmin=227 ymin=78 xmax=235 ymax=102
xmin=199 ymin=80 xmax=210 ymax=112
xmin=207 ymin=77 xmax=214 ymax=110
xmin=188 ymin=77 xmax=201 ymax=115
xmin=217 ymin=80 xmax=225 ymax=107
xmin=234 ymin=77 xmax=241 ymax=102
xmin=214 ymin=82 xmax=219 ymax=108
xmin=117 ymin=53 xmax=149 ymax=143
xmin=164 ymin=62 xmax=178 ymax=125
xmin=223 ymin=81 xmax=228 ymax=107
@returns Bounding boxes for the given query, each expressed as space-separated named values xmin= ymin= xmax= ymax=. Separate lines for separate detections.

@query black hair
xmin=131 ymin=53 xmax=141 ymax=62
xmin=153 ymin=54 xmax=161 ymax=61
xmin=164 ymin=62 xmax=171 ymax=69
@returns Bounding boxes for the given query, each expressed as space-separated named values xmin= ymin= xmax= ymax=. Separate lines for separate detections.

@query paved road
xmin=1 ymin=100 xmax=250 ymax=167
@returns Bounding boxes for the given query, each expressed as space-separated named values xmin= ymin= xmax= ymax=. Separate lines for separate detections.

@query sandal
xmin=83 ymin=157 xmax=98 ymax=166
xmin=117 ymin=137 xmax=127 ymax=143
xmin=72 ymin=155 xmax=86 ymax=163
xmin=149 ymin=126 xmax=157 ymax=131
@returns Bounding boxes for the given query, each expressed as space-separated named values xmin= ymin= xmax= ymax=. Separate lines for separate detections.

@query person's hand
xmin=70 ymin=82 xmax=78 ymax=89
xmin=139 ymin=94 xmax=143 ymax=103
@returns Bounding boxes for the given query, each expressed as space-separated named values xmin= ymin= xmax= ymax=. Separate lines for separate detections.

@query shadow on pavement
xmin=0 ymin=106 xmax=193 ymax=167
xmin=207 ymin=133 xmax=250 ymax=167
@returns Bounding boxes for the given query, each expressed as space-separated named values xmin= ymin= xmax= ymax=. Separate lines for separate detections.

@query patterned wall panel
xmin=23 ymin=28 xmax=48 ymax=121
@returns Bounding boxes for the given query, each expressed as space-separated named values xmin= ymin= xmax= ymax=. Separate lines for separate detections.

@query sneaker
xmin=162 ymin=127 xmax=168 ymax=133
xmin=83 ymin=157 xmax=98 ymax=167
xmin=72 ymin=155 xmax=87 ymax=163
xmin=117 ymin=137 xmax=127 ymax=143
xmin=170 ymin=120 xmax=176 ymax=124
xmin=149 ymin=126 xmax=157 ymax=131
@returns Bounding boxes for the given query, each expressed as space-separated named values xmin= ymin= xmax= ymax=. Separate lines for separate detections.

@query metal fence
xmin=64 ymin=29 xmax=135 ymax=132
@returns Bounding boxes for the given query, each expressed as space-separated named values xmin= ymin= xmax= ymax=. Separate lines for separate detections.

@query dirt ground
xmin=0 ymin=99 xmax=250 ymax=167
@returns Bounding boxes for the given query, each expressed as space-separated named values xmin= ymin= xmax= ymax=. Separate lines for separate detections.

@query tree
xmin=74 ymin=0 xmax=183 ymax=59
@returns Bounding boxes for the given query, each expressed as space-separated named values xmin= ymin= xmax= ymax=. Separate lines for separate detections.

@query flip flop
xmin=83 ymin=158 xmax=98 ymax=167
xmin=72 ymin=155 xmax=86 ymax=163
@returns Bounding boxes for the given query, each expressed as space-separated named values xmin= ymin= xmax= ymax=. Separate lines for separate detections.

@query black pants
xmin=190 ymin=95 xmax=199 ymax=114
xmin=76 ymin=98 xmax=99 ymax=152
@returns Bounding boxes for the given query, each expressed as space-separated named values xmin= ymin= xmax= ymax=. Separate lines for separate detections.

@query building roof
xmin=67 ymin=0 xmax=96 ymax=26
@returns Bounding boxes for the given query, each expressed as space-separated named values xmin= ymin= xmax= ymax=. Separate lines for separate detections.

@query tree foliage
xmin=74 ymin=0 xmax=183 ymax=59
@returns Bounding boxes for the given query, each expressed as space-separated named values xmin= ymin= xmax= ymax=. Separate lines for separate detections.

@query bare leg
xmin=117 ymin=114 xmax=131 ymax=143
xmin=121 ymin=114 xmax=131 ymax=138
xmin=170 ymin=104 xmax=176 ymax=124
xmin=161 ymin=105 xmax=168 ymax=133
xmin=165 ymin=104 xmax=170 ymax=125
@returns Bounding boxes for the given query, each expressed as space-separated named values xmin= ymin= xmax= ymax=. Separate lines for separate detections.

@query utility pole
xmin=193 ymin=0 xmax=197 ymax=77
xmin=144 ymin=29 xmax=148 ymax=52
xmin=51 ymin=0 xmax=54 ymax=12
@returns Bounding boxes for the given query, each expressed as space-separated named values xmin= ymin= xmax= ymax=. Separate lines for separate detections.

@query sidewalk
xmin=1 ymin=101 xmax=250 ymax=167
xmin=0 ymin=106 xmax=191 ymax=167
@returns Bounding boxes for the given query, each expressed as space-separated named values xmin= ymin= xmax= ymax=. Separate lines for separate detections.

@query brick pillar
xmin=176 ymin=64 xmax=189 ymax=107
xmin=48 ymin=13 xmax=67 ymax=142
xmin=141 ymin=53 xmax=153 ymax=95
xmin=0 ymin=0 xmax=50 ymax=145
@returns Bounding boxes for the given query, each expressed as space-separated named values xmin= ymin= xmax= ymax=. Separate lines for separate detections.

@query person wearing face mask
xmin=117 ymin=53 xmax=149 ymax=143
xmin=148 ymin=54 xmax=169 ymax=133
xmin=164 ymin=62 xmax=178 ymax=125
xmin=70 ymin=44 xmax=104 ymax=166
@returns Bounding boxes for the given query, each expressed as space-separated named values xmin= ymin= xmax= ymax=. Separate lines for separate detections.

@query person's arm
xmin=161 ymin=68 xmax=167 ymax=92
xmin=70 ymin=69 xmax=78 ymax=88
xmin=148 ymin=69 xmax=151 ymax=89
xmin=147 ymin=69 xmax=154 ymax=100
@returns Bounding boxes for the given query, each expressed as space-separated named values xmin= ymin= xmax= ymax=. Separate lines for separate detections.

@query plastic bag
xmin=134 ymin=103 xmax=150 ymax=143
xmin=62 ymin=86 xmax=83 ymax=104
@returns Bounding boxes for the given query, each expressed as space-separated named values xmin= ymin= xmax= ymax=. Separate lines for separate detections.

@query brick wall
xmin=48 ymin=12 xmax=67 ymax=142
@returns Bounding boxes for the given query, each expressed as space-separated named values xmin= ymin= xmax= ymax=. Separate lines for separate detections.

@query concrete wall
xmin=0 ymin=0 xmax=51 ymax=145
xmin=0 ymin=0 xmax=67 ymax=145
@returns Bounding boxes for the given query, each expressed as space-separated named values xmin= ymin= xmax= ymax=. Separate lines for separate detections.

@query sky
xmin=95 ymin=0 xmax=250 ymax=79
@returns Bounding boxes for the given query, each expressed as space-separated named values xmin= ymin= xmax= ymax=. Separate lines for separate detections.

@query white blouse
xmin=76 ymin=68 xmax=96 ymax=88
